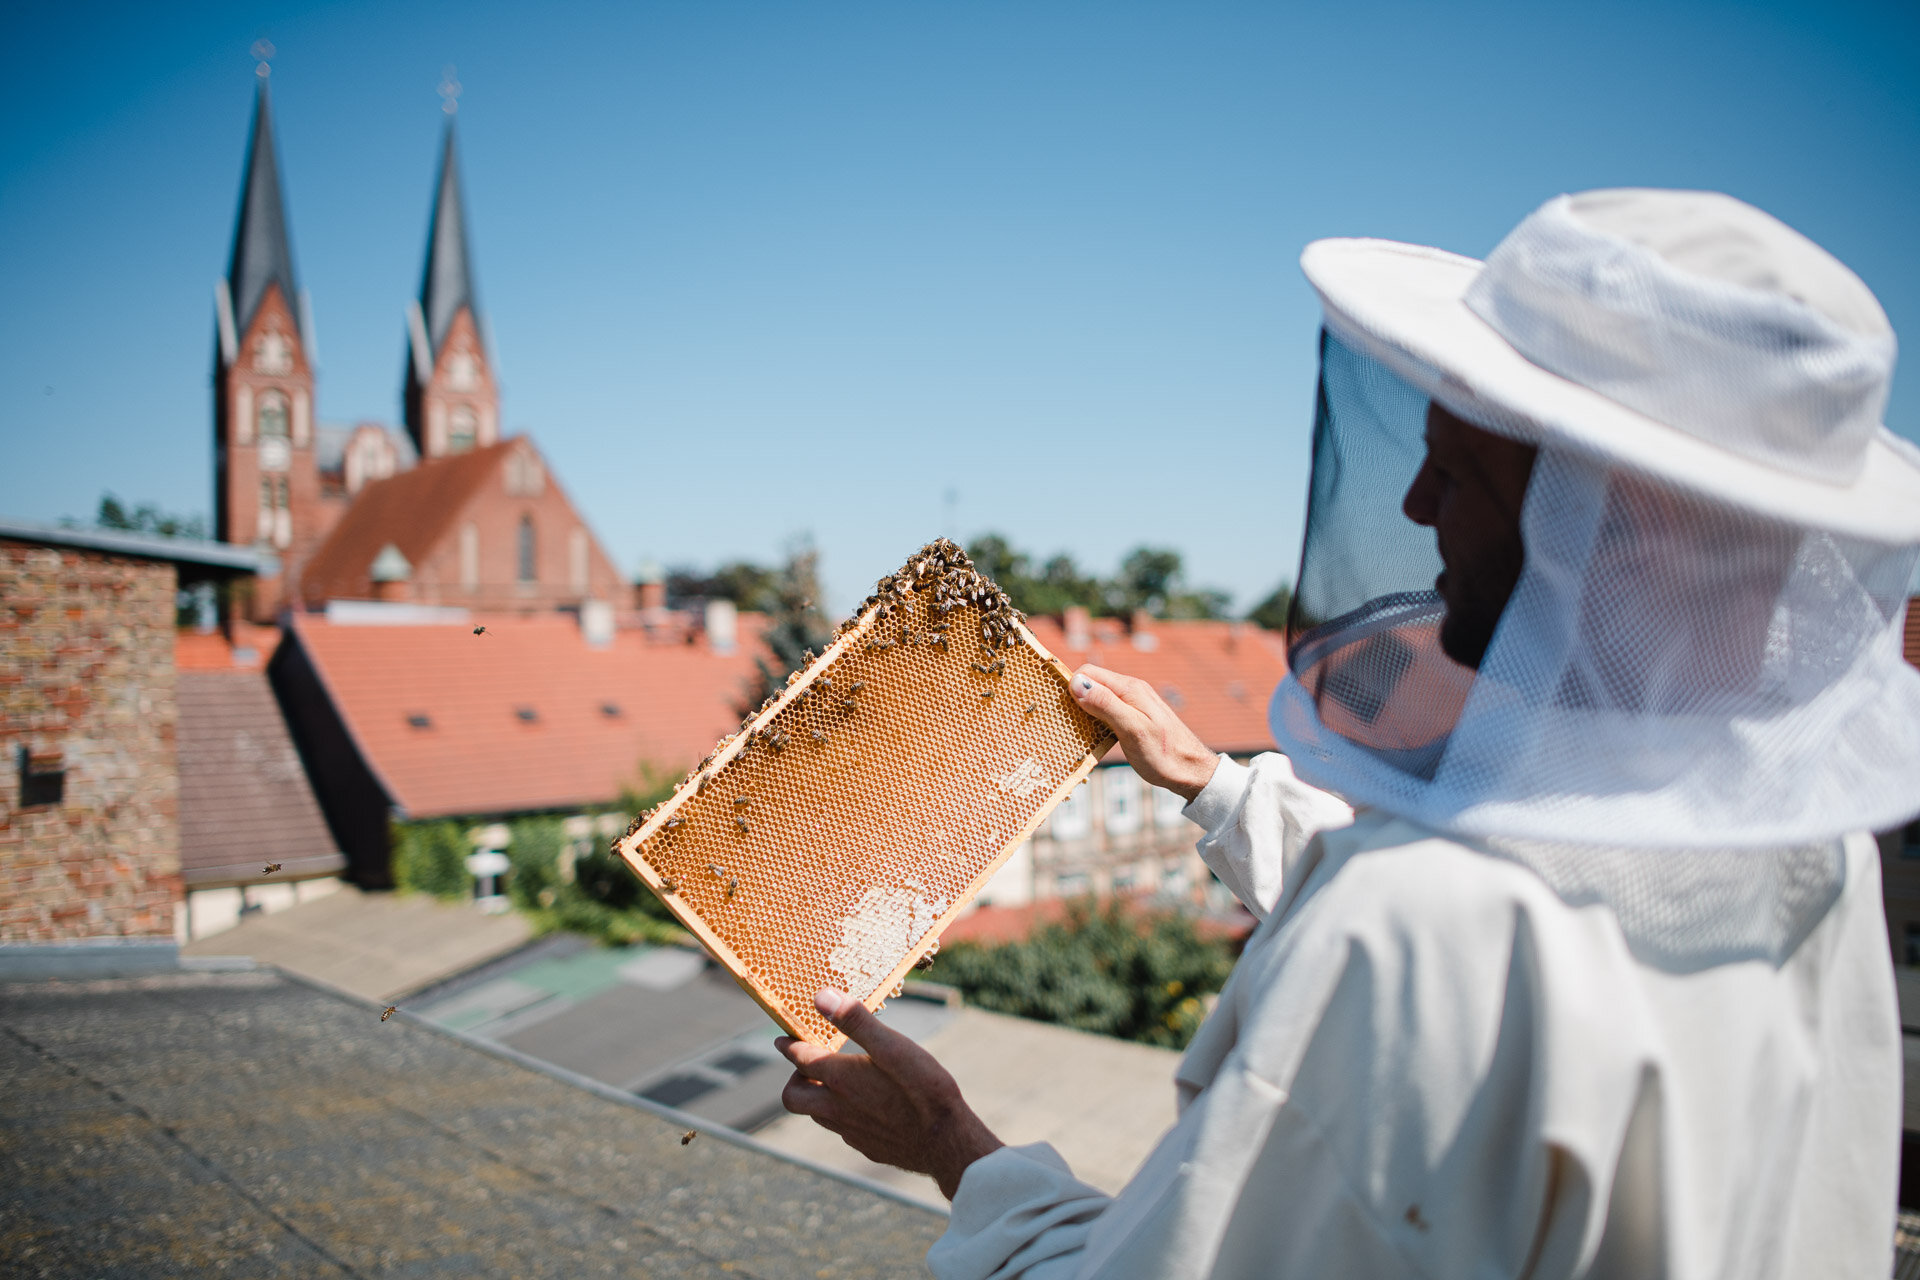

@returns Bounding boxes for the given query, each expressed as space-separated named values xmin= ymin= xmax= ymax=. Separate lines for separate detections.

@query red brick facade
xmin=216 ymin=283 xmax=319 ymax=621
xmin=0 ymin=541 xmax=181 ymax=940
xmin=409 ymin=306 xmax=500 ymax=460
xmin=297 ymin=437 xmax=624 ymax=610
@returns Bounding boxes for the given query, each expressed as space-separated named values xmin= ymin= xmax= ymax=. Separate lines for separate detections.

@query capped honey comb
xmin=615 ymin=539 xmax=1116 ymax=1048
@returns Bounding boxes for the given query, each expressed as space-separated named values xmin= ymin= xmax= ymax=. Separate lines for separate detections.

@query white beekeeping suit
xmin=928 ymin=190 xmax=1920 ymax=1279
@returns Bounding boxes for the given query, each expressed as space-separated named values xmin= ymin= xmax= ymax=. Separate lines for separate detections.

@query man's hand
xmin=777 ymin=989 xmax=1004 ymax=1200
xmin=1069 ymin=664 xmax=1219 ymax=802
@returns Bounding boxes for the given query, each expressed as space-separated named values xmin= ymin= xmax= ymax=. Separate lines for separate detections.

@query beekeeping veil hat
xmin=1274 ymin=189 xmax=1920 ymax=848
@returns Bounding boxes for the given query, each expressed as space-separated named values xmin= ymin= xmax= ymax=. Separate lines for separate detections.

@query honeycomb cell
xmin=614 ymin=539 xmax=1115 ymax=1048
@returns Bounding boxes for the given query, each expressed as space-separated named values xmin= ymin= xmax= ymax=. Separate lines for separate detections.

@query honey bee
xmin=660 ymin=878 xmax=678 ymax=894
xmin=261 ymin=862 xmax=282 ymax=875
xmin=735 ymin=815 xmax=751 ymax=834
xmin=381 ymin=1006 xmax=398 ymax=1021
xmin=681 ymin=1130 xmax=698 ymax=1146
xmin=848 ymin=681 xmax=865 ymax=693
xmin=697 ymin=771 xmax=713 ymax=791
xmin=979 ymin=689 xmax=995 ymax=700
xmin=664 ymin=817 xmax=683 ymax=829
xmin=811 ymin=729 xmax=827 ymax=743
xmin=726 ymin=877 xmax=738 ymax=901
xmin=1024 ymin=703 xmax=1039 ymax=718
xmin=472 ymin=625 xmax=488 ymax=636
xmin=840 ymin=699 xmax=857 ymax=711
xmin=914 ymin=953 xmax=936 ymax=971
xmin=818 ymin=677 xmax=834 ymax=692
xmin=733 ymin=796 xmax=750 ymax=808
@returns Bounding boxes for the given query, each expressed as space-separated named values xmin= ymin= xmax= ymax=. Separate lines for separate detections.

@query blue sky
xmin=3 ymin=0 xmax=1917 ymax=614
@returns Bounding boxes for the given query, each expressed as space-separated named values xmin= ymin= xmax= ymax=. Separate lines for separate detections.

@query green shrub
xmin=504 ymin=815 xmax=566 ymax=912
xmin=392 ymin=819 xmax=470 ymax=899
xmin=932 ymin=901 xmax=1235 ymax=1049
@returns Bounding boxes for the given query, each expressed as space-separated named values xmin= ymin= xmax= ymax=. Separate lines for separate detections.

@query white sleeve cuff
xmin=1184 ymin=754 xmax=1251 ymax=834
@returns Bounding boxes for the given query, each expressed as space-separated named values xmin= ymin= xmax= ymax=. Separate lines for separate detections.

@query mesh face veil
xmin=1274 ymin=324 xmax=1920 ymax=850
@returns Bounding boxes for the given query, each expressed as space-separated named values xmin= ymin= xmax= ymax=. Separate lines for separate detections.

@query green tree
xmin=931 ymin=901 xmax=1236 ymax=1049
xmin=967 ymin=534 xmax=1230 ymax=621
xmin=739 ymin=539 xmax=833 ymax=713
xmin=1246 ymin=580 xmax=1293 ymax=633
xmin=93 ymin=493 xmax=207 ymax=540
xmin=392 ymin=820 xmax=471 ymax=899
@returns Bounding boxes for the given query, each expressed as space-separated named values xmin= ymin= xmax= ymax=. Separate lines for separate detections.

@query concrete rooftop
xmin=1 ymin=969 xmax=943 ymax=1277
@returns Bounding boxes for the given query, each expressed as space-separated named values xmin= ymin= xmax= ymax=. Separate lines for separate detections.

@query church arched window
xmin=256 ymin=390 xmax=291 ymax=473
xmin=257 ymin=390 xmax=289 ymax=440
xmin=517 ymin=515 xmax=536 ymax=583
xmin=448 ymin=405 xmax=476 ymax=454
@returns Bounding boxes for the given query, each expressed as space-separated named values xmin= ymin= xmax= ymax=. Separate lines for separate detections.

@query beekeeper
xmin=777 ymin=189 xmax=1920 ymax=1278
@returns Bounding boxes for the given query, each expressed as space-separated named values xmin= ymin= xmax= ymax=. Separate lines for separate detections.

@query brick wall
xmin=0 ymin=540 xmax=182 ymax=939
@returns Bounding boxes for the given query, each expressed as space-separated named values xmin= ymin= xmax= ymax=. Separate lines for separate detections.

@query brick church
xmin=214 ymin=73 xmax=622 ymax=620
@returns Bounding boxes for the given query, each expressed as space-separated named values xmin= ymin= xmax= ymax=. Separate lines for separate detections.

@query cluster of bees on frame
xmin=616 ymin=539 xmax=1035 ymax=954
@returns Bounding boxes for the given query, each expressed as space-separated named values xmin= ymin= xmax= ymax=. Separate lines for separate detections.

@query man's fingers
xmin=1069 ymin=668 xmax=1153 ymax=740
xmin=814 ymin=988 xmax=919 ymax=1070
xmin=777 ymin=1034 xmax=844 ymax=1082
xmin=782 ymin=1072 xmax=834 ymax=1118
xmin=1079 ymin=664 xmax=1163 ymax=713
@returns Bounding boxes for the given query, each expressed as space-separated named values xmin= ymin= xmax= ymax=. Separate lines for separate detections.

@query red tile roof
xmin=1905 ymin=598 xmax=1919 ymax=671
xmin=1024 ymin=616 xmax=1289 ymax=757
xmin=177 ymin=671 xmax=343 ymax=886
xmin=176 ymin=622 xmax=280 ymax=672
xmin=284 ymin=611 xmax=773 ymax=820
xmin=298 ymin=440 xmax=515 ymax=604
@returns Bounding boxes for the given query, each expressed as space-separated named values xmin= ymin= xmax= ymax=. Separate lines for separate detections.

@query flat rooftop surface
xmin=1 ymin=970 xmax=943 ymax=1278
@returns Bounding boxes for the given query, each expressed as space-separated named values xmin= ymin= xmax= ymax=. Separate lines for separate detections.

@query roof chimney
xmin=1063 ymin=605 xmax=1091 ymax=651
xmin=1130 ymin=609 xmax=1158 ymax=651
xmin=579 ymin=599 xmax=615 ymax=649
xmin=369 ymin=543 xmax=412 ymax=602
xmin=634 ymin=559 xmax=666 ymax=617
xmin=705 ymin=599 xmax=737 ymax=655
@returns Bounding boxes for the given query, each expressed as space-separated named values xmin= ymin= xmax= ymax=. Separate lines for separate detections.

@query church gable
xmin=298 ymin=438 xmax=622 ymax=612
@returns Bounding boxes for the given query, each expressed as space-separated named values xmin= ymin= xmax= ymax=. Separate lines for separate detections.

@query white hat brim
xmin=1302 ymin=237 xmax=1920 ymax=543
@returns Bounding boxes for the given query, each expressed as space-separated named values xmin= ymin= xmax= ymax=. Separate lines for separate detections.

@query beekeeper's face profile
xmin=1401 ymin=401 xmax=1538 ymax=670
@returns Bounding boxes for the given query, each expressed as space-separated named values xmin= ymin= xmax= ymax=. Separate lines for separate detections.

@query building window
xmin=1906 ymin=922 xmax=1920 ymax=968
xmin=1050 ymin=782 xmax=1090 ymax=841
xmin=1103 ymin=766 xmax=1141 ymax=836
xmin=257 ymin=390 xmax=291 ymax=473
xmin=253 ymin=329 xmax=292 ymax=375
xmin=1153 ymin=785 xmax=1187 ymax=828
xmin=257 ymin=390 xmax=289 ymax=440
xmin=1054 ymin=871 xmax=1091 ymax=898
xmin=517 ymin=516 xmax=536 ymax=583
xmin=448 ymin=405 xmax=476 ymax=454
xmin=18 ymin=747 xmax=64 ymax=808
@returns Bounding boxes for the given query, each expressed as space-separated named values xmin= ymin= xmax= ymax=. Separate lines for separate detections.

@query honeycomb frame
xmin=615 ymin=541 xmax=1116 ymax=1049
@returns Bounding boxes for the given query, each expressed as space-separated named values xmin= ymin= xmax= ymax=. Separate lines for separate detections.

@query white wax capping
xmin=828 ymin=879 xmax=949 ymax=1001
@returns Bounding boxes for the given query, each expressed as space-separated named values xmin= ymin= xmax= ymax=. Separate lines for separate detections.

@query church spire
xmin=226 ymin=70 xmax=303 ymax=355
xmin=418 ymin=119 xmax=480 ymax=362
xmin=404 ymin=71 xmax=498 ymax=461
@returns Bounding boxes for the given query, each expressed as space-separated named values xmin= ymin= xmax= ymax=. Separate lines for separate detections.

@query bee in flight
xmin=380 ymin=1006 xmax=398 ymax=1022
xmin=681 ymin=1130 xmax=698 ymax=1146
xmin=472 ymin=625 xmax=488 ymax=636
xmin=261 ymin=862 xmax=282 ymax=875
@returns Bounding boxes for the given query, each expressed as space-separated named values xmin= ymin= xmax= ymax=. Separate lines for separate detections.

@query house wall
xmin=976 ymin=761 xmax=1211 ymax=909
xmin=0 ymin=540 xmax=182 ymax=940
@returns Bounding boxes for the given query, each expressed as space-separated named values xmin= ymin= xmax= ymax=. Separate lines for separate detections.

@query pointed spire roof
xmin=227 ymin=78 xmax=302 ymax=351
xmin=418 ymin=122 xmax=480 ymax=360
